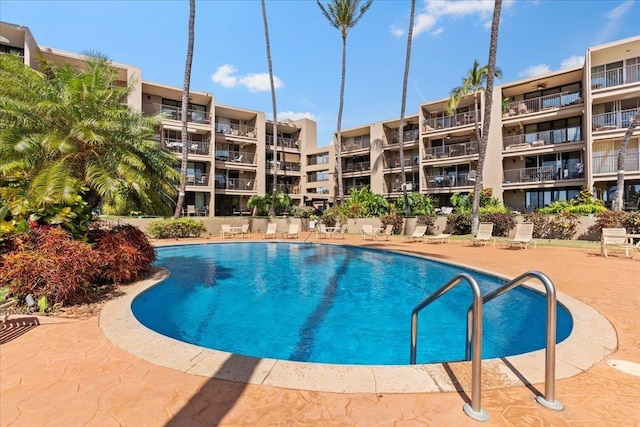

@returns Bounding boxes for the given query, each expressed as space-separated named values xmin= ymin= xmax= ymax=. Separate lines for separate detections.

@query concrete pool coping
xmin=99 ymin=242 xmax=617 ymax=394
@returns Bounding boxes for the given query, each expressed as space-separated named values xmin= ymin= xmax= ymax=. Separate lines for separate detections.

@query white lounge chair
xmin=471 ymin=222 xmax=496 ymax=246
xmin=405 ymin=225 xmax=428 ymax=242
xmin=263 ymin=222 xmax=277 ymax=239
xmin=336 ymin=224 xmax=348 ymax=239
xmin=506 ymin=222 xmax=536 ymax=249
xmin=601 ymin=228 xmax=632 ymax=258
xmin=220 ymin=224 xmax=233 ymax=238
xmin=283 ymin=223 xmax=299 ymax=239
xmin=239 ymin=224 xmax=250 ymax=238
xmin=424 ymin=233 xmax=451 ymax=244
xmin=361 ymin=224 xmax=376 ymax=240
xmin=316 ymin=224 xmax=333 ymax=239
xmin=378 ymin=224 xmax=394 ymax=241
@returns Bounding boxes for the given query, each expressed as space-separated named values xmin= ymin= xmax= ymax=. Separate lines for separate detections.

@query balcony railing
xmin=267 ymin=184 xmax=301 ymax=194
xmin=266 ymin=160 xmax=302 ymax=172
xmin=387 ymin=129 xmax=420 ymax=144
xmin=423 ymin=111 xmax=477 ymax=132
xmin=342 ymin=138 xmax=371 ymax=151
xmin=386 ymin=157 xmax=420 ymax=168
xmin=265 ymin=135 xmax=299 ymax=148
xmin=424 ymin=141 xmax=478 ymax=159
xmin=592 ymin=108 xmax=639 ymax=132
xmin=186 ymin=173 xmax=210 ymax=187
xmin=164 ymin=138 xmax=211 ymax=156
xmin=143 ymin=102 xmax=210 ymax=124
xmin=502 ymin=126 xmax=582 ymax=150
xmin=215 ymin=178 xmax=255 ymax=191
xmin=215 ymin=122 xmax=257 ymax=138
xmin=504 ymin=90 xmax=582 ymax=117
xmin=503 ymin=165 xmax=581 ymax=183
xmin=307 ymin=187 xmax=330 ymax=195
xmin=343 ymin=161 xmax=370 ymax=173
xmin=425 ymin=173 xmax=473 ymax=189
xmin=214 ymin=149 xmax=256 ymax=165
xmin=591 ymin=64 xmax=640 ymax=89
xmin=384 ymin=182 xmax=420 ymax=192
xmin=592 ymin=153 xmax=640 ymax=174
xmin=307 ymin=156 xmax=330 ymax=166
xmin=307 ymin=174 xmax=330 ymax=183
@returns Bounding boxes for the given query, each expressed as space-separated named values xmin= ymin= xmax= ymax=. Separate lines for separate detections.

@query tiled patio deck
xmin=1 ymin=235 xmax=639 ymax=426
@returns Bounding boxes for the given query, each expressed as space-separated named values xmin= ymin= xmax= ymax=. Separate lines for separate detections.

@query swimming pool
xmin=132 ymin=242 xmax=573 ymax=366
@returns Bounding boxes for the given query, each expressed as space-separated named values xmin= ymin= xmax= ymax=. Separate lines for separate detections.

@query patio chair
xmin=405 ymin=225 xmax=427 ymax=242
xmin=185 ymin=204 xmax=196 ymax=216
xmin=263 ymin=222 xmax=277 ymax=239
xmin=361 ymin=224 xmax=376 ymax=240
xmin=336 ymin=224 xmax=348 ymax=239
xmin=283 ymin=223 xmax=299 ymax=239
xmin=316 ymin=224 xmax=333 ymax=239
xmin=378 ymin=224 xmax=394 ymax=241
xmin=471 ymin=222 xmax=496 ymax=246
xmin=601 ymin=228 xmax=632 ymax=258
xmin=239 ymin=224 xmax=250 ymax=238
xmin=506 ymin=222 xmax=536 ymax=249
xmin=220 ymin=224 xmax=233 ymax=239
xmin=424 ymin=233 xmax=451 ymax=244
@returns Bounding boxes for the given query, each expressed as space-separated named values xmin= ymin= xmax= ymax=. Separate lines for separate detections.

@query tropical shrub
xmin=416 ymin=214 xmax=437 ymax=234
xmin=0 ymin=227 xmax=100 ymax=305
xmin=446 ymin=213 xmax=472 ymax=235
xmin=394 ymin=193 xmax=434 ymax=216
xmin=319 ymin=207 xmax=346 ymax=227
xmin=339 ymin=187 xmax=389 ymax=218
xmin=589 ymin=210 xmax=640 ymax=235
xmin=524 ymin=212 xmax=579 ymax=239
xmin=291 ymin=206 xmax=316 ymax=218
xmin=379 ymin=214 xmax=403 ymax=234
xmin=146 ymin=218 xmax=207 ymax=239
xmin=480 ymin=212 xmax=516 ymax=237
xmin=247 ymin=195 xmax=269 ymax=216
xmin=537 ymin=187 xmax=606 ymax=215
xmin=89 ymin=224 xmax=156 ymax=284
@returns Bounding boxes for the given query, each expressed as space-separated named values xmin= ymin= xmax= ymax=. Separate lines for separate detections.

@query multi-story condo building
xmin=0 ymin=21 xmax=335 ymax=217
xmin=335 ymin=35 xmax=639 ymax=212
xmin=2 ymin=21 xmax=637 ymax=214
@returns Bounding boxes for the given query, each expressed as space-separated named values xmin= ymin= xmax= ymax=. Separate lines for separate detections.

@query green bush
xmin=524 ymin=212 xmax=579 ymax=239
xmin=291 ymin=206 xmax=316 ymax=218
xmin=146 ymin=218 xmax=207 ymax=239
xmin=319 ymin=207 xmax=345 ymax=227
xmin=394 ymin=193 xmax=434 ymax=216
xmin=379 ymin=214 xmax=403 ymax=234
xmin=339 ymin=187 xmax=389 ymax=218
xmin=446 ymin=213 xmax=472 ymax=235
xmin=589 ymin=210 xmax=640 ymax=235
xmin=537 ymin=187 xmax=606 ymax=215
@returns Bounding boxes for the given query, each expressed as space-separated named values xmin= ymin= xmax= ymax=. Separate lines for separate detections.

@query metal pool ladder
xmin=410 ymin=270 xmax=564 ymax=422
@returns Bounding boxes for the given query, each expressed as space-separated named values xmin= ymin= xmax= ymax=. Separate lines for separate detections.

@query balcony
xmin=215 ymin=178 xmax=255 ymax=191
xmin=592 ymin=154 xmax=640 ymax=174
xmin=266 ymin=160 xmax=302 ymax=172
xmin=503 ymin=126 xmax=582 ymax=150
xmin=265 ymin=135 xmax=299 ymax=149
xmin=307 ymin=174 xmax=330 ymax=183
xmin=307 ymin=155 xmax=330 ymax=166
xmin=592 ymin=109 xmax=639 ymax=132
xmin=307 ymin=187 xmax=330 ymax=195
xmin=343 ymin=161 xmax=370 ymax=173
xmin=385 ymin=157 xmax=420 ymax=169
xmin=423 ymin=111 xmax=477 ymax=132
xmin=267 ymin=184 xmax=301 ymax=194
xmin=164 ymin=138 xmax=211 ymax=156
xmin=503 ymin=165 xmax=581 ymax=184
xmin=425 ymin=173 xmax=473 ymax=189
xmin=215 ymin=122 xmax=257 ymax=138
xmin=424 ymin=141 xmax=478 ymax=160
xmin=186 ymin=173 xmax=210 ymax=187
xmin=387 ymin=129 xmax=420 ymax=144
xmin=214 ymin=149 xmax=256 ymax=165
xmin=384 ymin=182 xmax=420 ymax=193
xmin=591 ymin=64 xmax=640 ymax=89
xmin=341 ymin=137 xmax=370 ymax=152
xmin=144 ymin=102 xmax=210 ymax=124
xmin=504 ymin=90 xmax=582 ymax=117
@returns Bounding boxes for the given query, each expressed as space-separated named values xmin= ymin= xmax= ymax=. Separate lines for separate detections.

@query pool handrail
xmin=466 ymin=270 xmax=564 ymax=412
xmin=410 ymin=273 xmax=488 ymax=422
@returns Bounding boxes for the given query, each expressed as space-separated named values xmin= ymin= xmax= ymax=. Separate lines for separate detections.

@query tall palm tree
xmin=173 ymin=0 xmax=196 ymax=218
xmin=613 ymin=113 xmax=640 ymax=210
xmin=261 ymin=0 xmax=279 ymax=217
xmin=397 ymin=0 xmax=416 ymax=217
xmin=0 ymin=54 xmax=180 ymax=219
xmin=317 ymin=0 xmax=373 ymax=204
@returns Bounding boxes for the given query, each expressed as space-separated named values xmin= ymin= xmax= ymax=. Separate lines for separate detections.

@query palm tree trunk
xmin=173 ymin=0 xmax=195 ymax=219
xmin=398 ymin=0 xmax=416 ymax=218
xmin=613 ymin=113 xmax=639 ymax=210
xmin=471 ymin=0 xmax=502 ymax=234
xmin=261 ymin=0 xmax=278 ymax=216
xmin=336 ymin=35 xmax=347 ymax=204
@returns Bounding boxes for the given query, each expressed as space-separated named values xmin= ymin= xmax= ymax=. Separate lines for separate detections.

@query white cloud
xmin=597 ymin=0 xmax=634 ymax=43
xmin=560 ymin=55 xmax=584 ymax=70
xmin=518 ymin=64 xmax=551 ymax=78
xmin=390 ymin=25 xmax=405 ymax=37
xmin=276 ymin=111 xmax=320 ymax=122
xmin=412 ymin=13 xmax=437 ymax=38
xmin=431 ymin=27 xmax=444 ymax=36
xmin=211 ymin=64 xmax=284 ymax=92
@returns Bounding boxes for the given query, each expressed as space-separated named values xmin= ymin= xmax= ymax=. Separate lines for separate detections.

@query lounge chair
xmin=283 ymin=223 xmax=299 ymax=239
xmin=506 ymin=222 xmax=536 ymax=249
xmin=361 ymin=224 xmax=376 ymax=240
xmin=405 ymin=225 xmax=427 ymax=242
xmin=1 ymin=299 xmax=17 ymax=328
xmin=263 ymin=222 xmax=277 ymax=239
xmin=424 ymin=233 xmax=451 ymax=244
xmin=601 ymin=228 xmax=634 ymax=258
xmin=471 ymin=222 xmax=496 ymax=246
xmin=239 ymin=224 xmax=250 ymax=238
xmin=378 ymin=224 xmax=394 ymax=241
xmin=336 ymin=224 xmax=348 ymax=239
xmin=316 ymin=224 xmax=333 ymax=239
xmin=220 ymin=224 xmax=233 ymax=238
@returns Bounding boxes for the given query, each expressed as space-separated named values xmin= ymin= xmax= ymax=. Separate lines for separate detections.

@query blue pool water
xmin=132 ymin=243 xmax=573 ymax=365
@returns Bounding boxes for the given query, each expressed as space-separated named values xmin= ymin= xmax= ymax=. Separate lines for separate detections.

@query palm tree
xmin=173 ymin=0 xmax=196 ymax=219
xmin=397 ymin=0 xmax=416 ymax=217
xmin=0 ymin=54 xmax=180 ymax=220
xmin=613 ymin=113 xmax=640 ymax=210
xmin=261 ymin=0 xmax=279 ymax=217
xmin=317 ymin=0 xmax=373 ymax=204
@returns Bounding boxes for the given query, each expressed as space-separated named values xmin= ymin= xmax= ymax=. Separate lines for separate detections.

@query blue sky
xmin=2 ymin=0 xmax=638 ymax=146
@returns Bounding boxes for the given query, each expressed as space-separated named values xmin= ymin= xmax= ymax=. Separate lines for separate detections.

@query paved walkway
xmin=1 ymin=235 xmax=639 ymax=426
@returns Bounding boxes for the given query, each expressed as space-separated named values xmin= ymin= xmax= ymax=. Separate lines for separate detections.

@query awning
xmin=284 ymin=152 xmax=300 ymax=163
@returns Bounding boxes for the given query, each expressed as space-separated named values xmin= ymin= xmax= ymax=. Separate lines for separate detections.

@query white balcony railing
xmin=503 ymin=165 xmax=582 ymax=183
xmin=592 ymin=108 xmax=639 ymax=132
xmin=214 ymin=149 xmax=256 ymax=164
xmin=186 ymin=173 xmax=210 ymax=187
xmin=504 ymin=90 xmax=582 ymax=117
xmin=164 ymin=138 xmax=211 ymax=156
xmin=592 ymin=153 xmax=640 ymax=174
xmin=423 ymin=111 xmax=477 ymax=132
xmin=502 ymin=126 xmax=582 ymax=150
xmin=591 ymin=64 xmax=640 ymax=89
xmin=215 ymin=178 xmax=255 ymax=191
xmin=143 ymin=102 xmax=210 ymax=124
